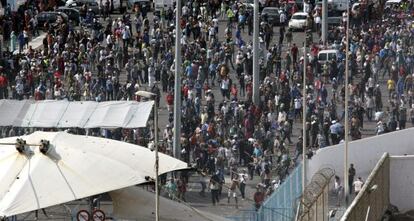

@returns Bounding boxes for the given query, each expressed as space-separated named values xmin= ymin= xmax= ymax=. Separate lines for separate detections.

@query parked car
xmin=288 ymin=12 xmax=308 ymax=30
xmin=57 ymin=7 xmax=81 ymax=25
xmin=385 ymin=0 xmax=402 ymax=9
xmin=66 ymin=0 xmax=100 ymax=15
xmin=261 ymin=7 xmax=280 ymax=26
xmin=318 ymin=49 xmax=339 ymax=64
xmin=36 ymin=11 xmax=69 ymax=28
xmin=127 ymin=0 xmax=151 ymax=10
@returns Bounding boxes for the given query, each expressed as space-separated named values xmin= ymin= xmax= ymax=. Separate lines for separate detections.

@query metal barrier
xmin=259 ymin=163 xmax=303 ymax=221
xmin=297 ymin=168 xmax=335 ymax=221
xmin=228 ymin=163 xmax=303 ymax=221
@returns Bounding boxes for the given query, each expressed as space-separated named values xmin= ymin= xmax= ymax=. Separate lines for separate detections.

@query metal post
xmin=173 ymin=0 xmax=182 ymax=159
xmin=365 ymin=206 xmax=371 ymax=221
xmin=321 ymin=0 xmax=328 ymax=46
xmin=154 ymin=99 xmax=159 ymax=221
xmin=344 ymin=2 xmax=350 ymax=206
xmin=252 ymin=0 xmax=260 ymax=105
xmin=302 ymin=44 xmax=307 ymax=190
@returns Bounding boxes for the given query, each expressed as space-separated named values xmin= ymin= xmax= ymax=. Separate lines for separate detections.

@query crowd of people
xmin=0 ymin=0 xmax=413 ymax=210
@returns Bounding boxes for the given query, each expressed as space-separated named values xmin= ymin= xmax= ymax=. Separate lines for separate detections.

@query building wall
xmin=390 ymin=156 xmax=414 ymax=212
xmin=306 ymin=128 xmax=414 ymax=185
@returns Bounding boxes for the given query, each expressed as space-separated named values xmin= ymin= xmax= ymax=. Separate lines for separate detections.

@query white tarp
xmin=57 ymin=101 xmax=98 ymax=128
xmin=20 ymin=100 xmax=69 ymax=128
xmin=0 ymin=100 xmax=153 ymax=128
xmin=0 ymin=100 xmax=33 ymax=126
xmin=110 ymin=186 xmax=232 ymax=221
xmin=0 ymin=131 xmax=188 ymax=217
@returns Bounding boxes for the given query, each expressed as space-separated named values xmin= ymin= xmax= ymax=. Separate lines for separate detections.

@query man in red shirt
xmin=291 ymin=43 xmax=299 ymax=64
xmin=253 ymin=186 xmax=265 ymax=211
xmin=0 ymin=72 xmax=8 ymax=99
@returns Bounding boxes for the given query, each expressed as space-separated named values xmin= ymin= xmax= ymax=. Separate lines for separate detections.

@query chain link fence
xmin=297 ymin=168 xmax=335 ymax=221
xmin=228 ymin=163 xmax=303 ymax=221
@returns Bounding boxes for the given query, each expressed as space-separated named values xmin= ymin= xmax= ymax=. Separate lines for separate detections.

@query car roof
xmin=263 ymin=7 xmax=279 ymax=10
xmin=38 ymin=11 xmax=60 ymax=14
xmin=292 ymin=12 xmax=309 ymax=16
xmin=386 ymin=0 xmax=402 ymax=3
xmin=318 ymin=49 xmax=339 ymax=53
xmin=58 ymin=7 xmax=79 ymax=11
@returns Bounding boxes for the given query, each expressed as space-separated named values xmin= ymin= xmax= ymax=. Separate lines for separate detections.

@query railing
xmin=228 ymin=163 xmax=303 ymax=221
xmin=297 ymin=168 xmax=335 ymax=221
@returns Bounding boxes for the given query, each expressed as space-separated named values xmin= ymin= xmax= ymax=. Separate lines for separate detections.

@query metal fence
xmin=297 ymin=168 xmax=335 ymax=221
xmin=228 ymin=163 xmax=303 ymax=221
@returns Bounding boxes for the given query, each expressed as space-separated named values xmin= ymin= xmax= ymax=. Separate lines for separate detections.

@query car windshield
xmin=328 ymin=53 xmax=337 ymax=61
xmin=292 ymin=15 xmax=307 ymax=19
xmin=318 ymin=53 xmax=327 ymax=61
xmin=262 ymin=9 xmax=278 ymax=15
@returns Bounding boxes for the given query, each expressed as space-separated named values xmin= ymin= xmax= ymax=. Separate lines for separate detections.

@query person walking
xmin=253 ymin=185 xmax=265 ymax=211
xmin=334 ymin=175 xmax=343 ymax=206
xmin=353 ymin=177 xmax=364 ymax=196
xmin=228 ymin=173 xmax=240 ymax=208
xmin=209 ymin=172 xmax=221 ymax=205
xmin=239 ymin=169 xmax=248 ymax=200
xmin=348 ymin=164 xmax=356 ymax=195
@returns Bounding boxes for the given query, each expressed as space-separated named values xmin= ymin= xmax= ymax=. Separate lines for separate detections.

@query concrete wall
xmin=306 ymin=127 xmax=414 ymax=184
xmin=341 ymin=153 xmax=390 ymax=221
xmin=390 ymin=156 xmax=414 ymax=212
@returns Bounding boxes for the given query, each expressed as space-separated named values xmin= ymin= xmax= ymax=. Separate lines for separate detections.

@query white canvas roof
xmin=0 ymin=100 xmax=153 ymax=128
xmin=0 ymin=131 xmax=188 ymax=217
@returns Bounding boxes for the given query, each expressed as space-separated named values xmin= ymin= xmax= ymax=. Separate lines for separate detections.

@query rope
xmin=0 ymin=142 xmax=41 ymax=147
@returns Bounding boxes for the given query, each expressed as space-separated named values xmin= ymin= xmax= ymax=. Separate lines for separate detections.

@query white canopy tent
xmin=0 ymin=131 xmax=188 ymax=217
xmin=0 ymin=100 xmax=154 ymax=128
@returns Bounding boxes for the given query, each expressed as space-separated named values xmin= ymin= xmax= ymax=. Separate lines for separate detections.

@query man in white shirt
xmin=239 ymin=169 xmax=248 ymax=200
xmin=220 ymin=76 xmax=230 ymax=100
xmin=279 ymin=11 xmax=287 ymax=26
xmin=303 ymin=0 xmax=311 ymax=13
xmin=353 ymin=177 xmax=364 ymax=195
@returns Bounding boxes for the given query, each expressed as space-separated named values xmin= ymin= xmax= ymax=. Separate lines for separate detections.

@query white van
xmin=318 ymin=49 xmax=339 ymax=64
xmin=385 ymin=0 xmax=402 ymax=8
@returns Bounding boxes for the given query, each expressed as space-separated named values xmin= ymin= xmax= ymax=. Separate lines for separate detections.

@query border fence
xmin=297 ymin=168 xmax=335 ymax=221
xmin=228 ymin=163 xmax=303 ymax=221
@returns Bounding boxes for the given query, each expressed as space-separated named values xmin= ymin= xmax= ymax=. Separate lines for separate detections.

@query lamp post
xmin=344 ymin=0 xmax=350 ymax=206
xmin=302 ymin=41 xmax=307 ymax=191
xmin=174 ymin=0 xmax=182 ymax=159
xmin=321 ymin=0 xmax=328 ymax=46
xmin=135 ymin=91 xmax=159 ymax=221
xmin=252 ymin=0 xmax=260 ymax=105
